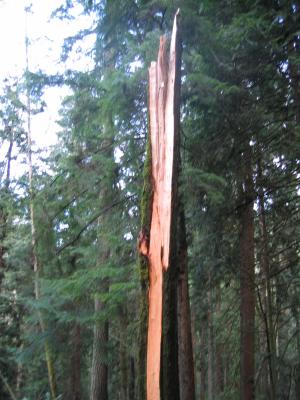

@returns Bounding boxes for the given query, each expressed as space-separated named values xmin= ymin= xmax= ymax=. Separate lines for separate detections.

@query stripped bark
xmin=137 ymin=138 xmax=152 ymax=400
xmin=138 ymin=10 xmax=181 ymax=400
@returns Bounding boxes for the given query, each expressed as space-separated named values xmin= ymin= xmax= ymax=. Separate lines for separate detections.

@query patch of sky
xmin=0 ymin=0 xmax=96 ymax=178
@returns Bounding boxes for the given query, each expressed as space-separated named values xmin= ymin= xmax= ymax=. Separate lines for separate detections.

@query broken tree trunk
xmin=138 ymin=10 xmax=181 ymax=400
xmin=137 ymin=136 xmax=152 ymax=400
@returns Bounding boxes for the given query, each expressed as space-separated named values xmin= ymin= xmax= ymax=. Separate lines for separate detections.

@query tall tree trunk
xmin=287 ymin=2 xmax=300 ymax=125
xmin=0 ymin=134 xmax=12 ymax=286
xmin=129 ymin=357 xmax=135 ymax=400
xmin=138 ymin=10 xmax=181 ymax=400
xmin=215 ymin=285 xmax=224 ymax=397
xmin=239 ymin=143 xmax=255 ymax=400
xmin=177 ymin=207 xmax=195 ymax=400
xmin=199 ymin=317 xmax=206 ymax=400
xmin=90 ymin=296 xmax=109 ymax=400
xmin=291 ymin=304 xmax=300 ymax=399
xmin=0 ymin=208 xmax=6 ymax=286
xmin=207 ymin=281 xmax=214 ymax=400
xmin=119 ymin=307 xmax=129 ymax=400
xmin=25 ymin=17 xmax=57 ymax=398
xmin=68 ymin=324 xmax=81 ymax=400
xmin=161 ymin=242 xmax=180 ymax=400
xmin=90 ymin=135 xmax=114 ymax=400
xmin=257 ymin=157 xmax=276 ymax=400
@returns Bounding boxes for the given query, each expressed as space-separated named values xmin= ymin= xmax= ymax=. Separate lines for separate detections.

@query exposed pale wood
xmin=144 ymin=10 xmax=181 ymax=400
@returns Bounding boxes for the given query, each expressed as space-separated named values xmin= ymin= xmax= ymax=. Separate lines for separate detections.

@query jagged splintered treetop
xmin=147 ymin=8 xmax=180 ymax=271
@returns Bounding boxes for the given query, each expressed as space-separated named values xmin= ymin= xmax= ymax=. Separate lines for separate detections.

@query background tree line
xmin=0 ymin=1 xmax=299 ymax=399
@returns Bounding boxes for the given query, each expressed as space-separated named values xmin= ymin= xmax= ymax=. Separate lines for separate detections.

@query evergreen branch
xmin=49 ymin=143 xmax=114 ymax=187
xmin=51 ymin=178 xmax=102 ymax=220
xmin=56 ymin=194 xmax=135 ymax=255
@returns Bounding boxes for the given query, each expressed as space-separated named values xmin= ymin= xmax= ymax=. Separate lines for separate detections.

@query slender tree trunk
xmin=177 ymin=207 xmax=195 ymax=400
xmin=0 ymin=212 xmax=6 ymax=286
xmin=199 ymin=318 xmax=206 ymax=400
xmin=257 ymin=157 xmax=276 ymax=400
xmin=257 ymin=308 xmax=268 ymax=398
xmin=207 ymin=282 xmax=214 ymax=400
xmin=291 ymin=306 xmax=300 ymax=399
xmin=120 ymin=346 xmax=128 ymax=400
xmin=90 ymin=136 xmax=114 ymax=400
xmin=120 ymin=308 xmax=129 ymax=400
xmin=69 ymin=324 xmax=82 ymax=400
xmin=0 ymin=134 xmax=15 ymax=398
xmin=129 ymin=357 xmax=135 ymax=400
xmin=287 ymin=12 xmax=300 ymax=125
xmin=295 ymin=348 xmax=300 ymax=397
xmin=25 ymin=19 xmax=57 ymax=398
xmin=0 ymin=136 xmax=12 ymax=286
xmin=16 ymin=343 xmax=24 ymax=398
xmin=239 ymin=143 xmax=255 ymax=400
xmin=5 ymin=138 xmax=13 ymax=187
xmin=215 ymin=285 xmax=224 ymax=397
xmin=90 ymin=296 xmax=109 ymax=400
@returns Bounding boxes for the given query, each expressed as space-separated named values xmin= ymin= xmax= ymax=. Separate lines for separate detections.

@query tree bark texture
xmin=119 ymin=307 xmax=129 ymax=400
xmin=90 ymin=297 xmax=109 ymax=400
xmin=0 ymin=206 xmax=7 ymax=287
xmin=207 ymin=282 xmax=214 ymax=400
xmin=68 ymin=324 xmax=82 ymax=400
xmin=215 ymin=285 xmax=224 ymax=397
xmin=129 ymin=357 xmax=135 ymax=400
xmin=0 ymin=132 xmax=13 ymax=286
xmin=287 ymin=5 xmax=300 ymax=125
xmin=177 ymin=208 xmax=195 ymax=400
xmin=257 ymin=157 xmax=276 ymax=400
xmin=199 ymin=319 xmax=206 ymax=400
xmin=90 ymin=134 xmax=114 ymax=400
xmin=291 ymin=304 xmax=300 ymax=400
xmin=138 ymin=10 xmax=181 ymax=400
xmin=239 ymin=143 xmax=255 ymax=400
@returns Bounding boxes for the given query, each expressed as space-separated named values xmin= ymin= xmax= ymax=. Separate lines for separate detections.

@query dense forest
xmin=0 ymin=1 xmax=300 ymax=399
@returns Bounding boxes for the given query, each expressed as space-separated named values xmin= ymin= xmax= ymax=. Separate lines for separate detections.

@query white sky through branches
xmin=0 ymin=0 xmax=95 ymax=173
